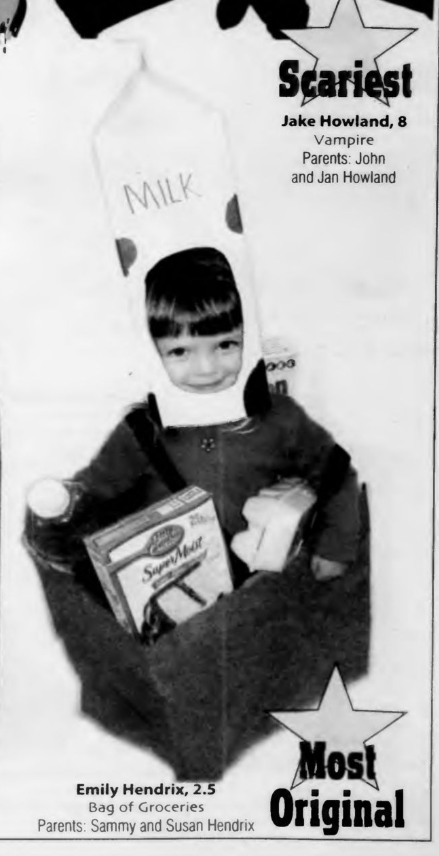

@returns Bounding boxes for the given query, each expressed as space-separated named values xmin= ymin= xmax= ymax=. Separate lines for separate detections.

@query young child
xmin=27 ymin=246 xmax=360 ymax=586
xmin=24 ymin=245 xmax=365 ymax=777
xmin=142 ymin=246 xmax=360 ymax=581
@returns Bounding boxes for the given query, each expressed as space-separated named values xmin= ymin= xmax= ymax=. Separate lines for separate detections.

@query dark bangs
xmin=146 ymin=247 xmax=243 ymax=339
xmin=148 ymin=293 xmax=243 ymax=338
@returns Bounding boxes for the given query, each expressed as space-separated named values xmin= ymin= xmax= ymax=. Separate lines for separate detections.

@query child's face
xmin=155 ymin=327 xmax=244 ymax=394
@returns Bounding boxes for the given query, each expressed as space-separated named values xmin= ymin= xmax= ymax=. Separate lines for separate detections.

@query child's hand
xmin=311 ymin=556 xmax=347 ymax=581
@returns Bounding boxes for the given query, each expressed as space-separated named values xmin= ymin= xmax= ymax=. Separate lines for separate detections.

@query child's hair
xmin=145 ymin=247 xmax=243 ymax=339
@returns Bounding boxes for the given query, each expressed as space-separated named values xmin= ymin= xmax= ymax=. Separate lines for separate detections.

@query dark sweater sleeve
xmin=278 ymin=396 xmax=361 ymax=563
xmin=73 ymin=417 xmax=164 ymax=504
xmin=312 ymin=468 xmax=361 ymax=563
xmin=24 ymin=412 xmax=170 ymax=574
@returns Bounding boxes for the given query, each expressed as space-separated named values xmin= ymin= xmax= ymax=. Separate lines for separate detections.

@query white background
xmin=0 ymin=0 xmax=436 ymax=849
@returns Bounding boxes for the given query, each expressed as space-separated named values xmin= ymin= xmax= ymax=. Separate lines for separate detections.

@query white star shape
xmin=282 ymin=0 xmax=416 ymax=105
xmin=270 ymin=667 xmax=405 ymax=790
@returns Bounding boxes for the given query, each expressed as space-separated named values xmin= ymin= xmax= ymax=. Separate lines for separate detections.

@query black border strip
xmin=429 ymin=0 xmax=438 ymax=839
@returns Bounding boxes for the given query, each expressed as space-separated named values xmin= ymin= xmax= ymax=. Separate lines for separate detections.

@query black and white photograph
xmin=0 ymin=0 xmax=436 ymax=847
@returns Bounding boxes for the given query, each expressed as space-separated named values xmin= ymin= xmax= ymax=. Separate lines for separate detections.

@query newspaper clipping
xmin=0 ymin=0 xmax=436 ymax=851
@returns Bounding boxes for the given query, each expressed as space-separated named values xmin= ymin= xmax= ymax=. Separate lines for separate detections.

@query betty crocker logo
xmin=144 ymin=525 xmax=185 ymax=558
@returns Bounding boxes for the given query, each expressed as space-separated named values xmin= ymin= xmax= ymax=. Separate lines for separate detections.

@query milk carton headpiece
xmin=94 ymin=66 xmax=267 ymax=427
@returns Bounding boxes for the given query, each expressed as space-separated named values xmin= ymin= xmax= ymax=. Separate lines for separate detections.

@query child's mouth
xmin=187 ymin=379 xmax=228 ymax=393
xmin=192 ymin=382 xmax=224 ymax=392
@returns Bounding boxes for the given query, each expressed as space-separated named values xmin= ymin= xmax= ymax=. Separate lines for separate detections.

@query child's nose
xmin=195 ymin=352 xmax=217 ymax=375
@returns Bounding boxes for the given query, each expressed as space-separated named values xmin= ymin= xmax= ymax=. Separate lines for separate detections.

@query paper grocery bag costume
xmin=26 ymin=60 xmax=370 ymax=780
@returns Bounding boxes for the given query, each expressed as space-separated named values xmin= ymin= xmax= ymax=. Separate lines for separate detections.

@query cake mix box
xmin=84 ymin=486 xmax=233 ymax=638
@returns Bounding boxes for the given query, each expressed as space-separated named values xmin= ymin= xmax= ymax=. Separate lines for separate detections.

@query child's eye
xmin=218 ymin=339 xmax=240 ymax=351
xmin=167 ymin=347 xmax=188 ymax=358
